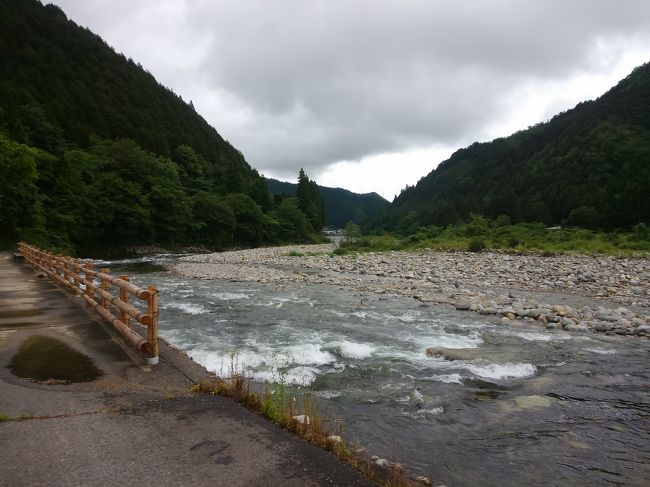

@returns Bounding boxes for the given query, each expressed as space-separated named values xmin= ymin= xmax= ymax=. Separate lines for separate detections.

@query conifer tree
xmin=296 ymin=168 xmax=326 ymax=232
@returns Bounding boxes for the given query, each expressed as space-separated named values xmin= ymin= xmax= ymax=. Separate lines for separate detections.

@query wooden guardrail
xmin=18 ymin=242 xmax=159 ymax=365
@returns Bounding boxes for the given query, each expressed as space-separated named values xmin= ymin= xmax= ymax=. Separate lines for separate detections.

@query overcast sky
xmin=52 ymin=0 xmax=650 ymax=200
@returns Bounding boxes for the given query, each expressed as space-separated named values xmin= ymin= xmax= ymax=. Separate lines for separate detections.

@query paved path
xmin=0 ymin=253 xmax=374 ymax=486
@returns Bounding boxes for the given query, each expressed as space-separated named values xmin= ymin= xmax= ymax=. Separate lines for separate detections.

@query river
xmin=106 ymin=254 xmax=650 ymax=486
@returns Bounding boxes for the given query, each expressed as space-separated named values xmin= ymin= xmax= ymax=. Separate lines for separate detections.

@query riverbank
xmin=176 ymin=244 xmax=650 ymax=338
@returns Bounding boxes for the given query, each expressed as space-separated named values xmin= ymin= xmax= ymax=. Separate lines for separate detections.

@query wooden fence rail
xmin=18 ymin=242 xmax=159 ymax=365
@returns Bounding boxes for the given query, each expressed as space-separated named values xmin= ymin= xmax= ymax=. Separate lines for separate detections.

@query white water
xmin=456 ymin=362 xmax=537 ymax=380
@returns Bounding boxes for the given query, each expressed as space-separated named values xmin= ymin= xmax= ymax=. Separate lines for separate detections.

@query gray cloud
xmin=53 ymin=0 xmax=650 ymax=181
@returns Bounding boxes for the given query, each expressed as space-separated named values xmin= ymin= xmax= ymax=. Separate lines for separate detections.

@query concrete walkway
xmin=0 ymin=253 xmax=374 ymax=486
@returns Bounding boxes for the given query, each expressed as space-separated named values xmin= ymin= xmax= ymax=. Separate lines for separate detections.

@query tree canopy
xmin=0 ymin=0 xmax=326 ymax=254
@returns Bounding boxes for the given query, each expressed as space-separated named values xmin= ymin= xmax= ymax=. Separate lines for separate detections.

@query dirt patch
xmin=9 ymin=335 xmax=102 ymax=383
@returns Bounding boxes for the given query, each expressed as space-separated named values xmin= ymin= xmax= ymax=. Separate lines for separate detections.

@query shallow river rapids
xmin=107 ymin=255 xmax=650 ymax=486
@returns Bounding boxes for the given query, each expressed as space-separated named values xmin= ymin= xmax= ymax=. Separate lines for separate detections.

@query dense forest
xmin=0 ymin=0 xmax=324 ymax=254
xmin=369 ymin=62 xmax=650 ymax=235
xmin=266 ymin=178 xmax=389 ymax=228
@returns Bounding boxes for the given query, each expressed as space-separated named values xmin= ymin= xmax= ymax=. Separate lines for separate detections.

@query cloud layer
xmin=54 ymin=1 xmax=650 ymax=192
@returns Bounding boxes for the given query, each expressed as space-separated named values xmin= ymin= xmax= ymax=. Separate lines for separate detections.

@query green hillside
xmin=0 ymin=0 xmax=323 ymax=254
xmin=266 ymin=178 xmax=389 ymax=228
xmin=371 ymin=62 xmax=650 ymax=234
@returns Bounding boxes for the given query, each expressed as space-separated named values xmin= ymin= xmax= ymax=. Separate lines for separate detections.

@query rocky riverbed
xmin=176 ymin=244 xmax=650 ymax=338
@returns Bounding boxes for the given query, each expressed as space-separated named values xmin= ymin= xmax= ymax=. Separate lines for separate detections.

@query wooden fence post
xmin=84 ymin=262 xmax=93 ymax=303
xmin=100 ymin=268 xmax=110 ymax=310
xmin=119 ymin=275 xmax=130 ymax=327
xmin=69 ymin=258 xmax=79 ymax=293
xmin=146 ymin=284 xmax=159 ymax=365
xmin=62 ymin=255 xmax=69 ymax=286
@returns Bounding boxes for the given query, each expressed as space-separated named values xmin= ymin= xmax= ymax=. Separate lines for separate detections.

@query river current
xmin=107 ymin=254 xmax=650 ymax=486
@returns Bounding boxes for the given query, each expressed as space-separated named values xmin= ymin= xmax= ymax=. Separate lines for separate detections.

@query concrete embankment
xmin=0 ymin=252 xmax=373 ymax=486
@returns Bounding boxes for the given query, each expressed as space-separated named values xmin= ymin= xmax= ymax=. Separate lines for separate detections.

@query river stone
xmin=375 ymin=458 xmax=390 ymax=468
xmin=631 ymin=318 xmax=646 ymax=328
xmin=525 ymin=308 xmax=542 ymax=319
xmin=615 ymin=319 xmax=629 ymax=329
xmin=292 ymin=414 xmax=310 ymax=425
xmin=413 ymin=476 xmax=432 ymax=486
xmin=565 ymin=306 xmax=579 ymax=319
xmin=616 ymin=307 xmax=632 ymax=316
xmin=561 ymin=317 xmax=576 ymax=327
xmin=514 ymin=395 xmax=552 ymax=409
xmin=545 ymin=313 xmax=559 ymax=323
xmin=597 ymin=313 xmax=620 ymax=322
xmin=564 ymin=324 xmax=590 ymax=332
xmin=455 ymin=302 xmax=470 ymax=311
xmin=594 ymin=321 xmax=614 ymax=332
xmin=635 ymin=324 xmax=650 ymax=335
xmin=479 ymin=307 xmax=497 ymax=315
xmin=425 ymin=347 xmax=482 ymax=361
xmin=546 ymin=322 xmax=558 ymax=330
xmin=553 ymin=305 xmax=567 ymax=316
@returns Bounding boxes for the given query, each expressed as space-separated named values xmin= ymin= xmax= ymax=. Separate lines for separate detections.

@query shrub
xmin=468 ymin=238 xmax=486 ymax=252
xmin=633 ymin=222 xmax=650 ymax=240
xmin=495 ymin=214 xmax=511 ymax=228
xmin=467 ymin=214 xmax=489 ymax=236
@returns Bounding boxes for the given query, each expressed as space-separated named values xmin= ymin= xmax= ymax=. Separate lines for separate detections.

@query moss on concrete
xmin=9 ymin=335 xmax=101 ymax=383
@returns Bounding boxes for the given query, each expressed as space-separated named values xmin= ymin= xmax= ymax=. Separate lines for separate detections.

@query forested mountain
xmin=0 ymin=0 xmax=323 ymax=253
xmin=370 ymin=62 xmax=650 ymax=234
xmin=267 ymin=178 xmax=389 ymax=228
